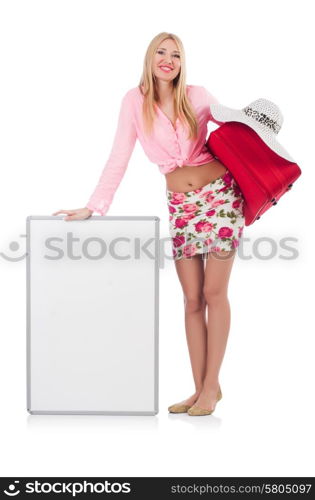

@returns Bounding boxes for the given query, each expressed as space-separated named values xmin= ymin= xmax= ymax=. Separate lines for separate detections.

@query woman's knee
xmin=202 ymin=285 xmax=228 ymax=306
xmin=184 ymin=294 xmax=206 ymax=313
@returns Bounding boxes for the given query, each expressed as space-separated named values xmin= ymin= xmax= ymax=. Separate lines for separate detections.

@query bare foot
xmin=193 ymin=382 xmax=221 ymax=411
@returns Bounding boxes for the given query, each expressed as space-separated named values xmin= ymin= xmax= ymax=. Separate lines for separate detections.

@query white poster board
xmin=26 ymin=216 xmax=159 ymax=415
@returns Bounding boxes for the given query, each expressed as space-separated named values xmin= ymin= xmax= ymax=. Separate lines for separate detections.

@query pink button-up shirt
xmin=86 ymin=84 xmax=225 ymax=215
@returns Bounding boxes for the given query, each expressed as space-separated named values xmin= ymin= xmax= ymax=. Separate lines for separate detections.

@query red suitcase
xmin=207 ymin=122 xmax=302 ymax=226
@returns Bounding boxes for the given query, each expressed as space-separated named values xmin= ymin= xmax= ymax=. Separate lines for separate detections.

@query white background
xmin=0 ymin=0 xmax=314 ymax=477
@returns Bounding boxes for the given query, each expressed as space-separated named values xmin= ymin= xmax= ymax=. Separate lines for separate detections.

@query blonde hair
xmin=138 ymin=32 xmax=198 ymax=140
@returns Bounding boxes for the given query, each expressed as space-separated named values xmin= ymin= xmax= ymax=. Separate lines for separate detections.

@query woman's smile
xmin=159 ymin=66 xmax=173 ymax=73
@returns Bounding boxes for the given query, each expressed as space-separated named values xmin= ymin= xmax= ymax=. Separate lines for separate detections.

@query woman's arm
xmin=86 ymin=90 xmax=137 ymax=215
xmin=202 ymin=86 xmax=226 ymax=127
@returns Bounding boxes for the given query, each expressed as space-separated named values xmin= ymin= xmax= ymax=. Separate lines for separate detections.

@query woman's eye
xmin=157 ymin=50 xmax=180 ymax=58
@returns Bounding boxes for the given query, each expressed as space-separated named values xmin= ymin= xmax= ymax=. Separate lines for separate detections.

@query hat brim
xmin=210 ymin=103 xmax=296 ymax=163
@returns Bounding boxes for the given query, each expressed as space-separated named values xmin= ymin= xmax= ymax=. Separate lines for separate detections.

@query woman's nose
xmin=163 ymin=56 xmax=172 ymax=65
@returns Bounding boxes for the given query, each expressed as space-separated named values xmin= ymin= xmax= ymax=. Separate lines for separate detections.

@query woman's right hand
xmin=52 ymin=207 xmax=93 ymax=221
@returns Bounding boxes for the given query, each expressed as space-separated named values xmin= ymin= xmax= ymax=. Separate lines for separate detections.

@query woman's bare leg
xmin=193 ymin=249 xmax=237 ymax=411
xmin=171 ymin=254 xmax=207 ymax=406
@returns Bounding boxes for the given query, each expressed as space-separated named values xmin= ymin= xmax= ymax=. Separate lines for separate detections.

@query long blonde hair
xmin=138 ymin=32 xmax=198 ymax=140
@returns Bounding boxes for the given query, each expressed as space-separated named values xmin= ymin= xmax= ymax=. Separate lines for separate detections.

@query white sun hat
xmin=210 ymin=98 xmax=296 ymax=163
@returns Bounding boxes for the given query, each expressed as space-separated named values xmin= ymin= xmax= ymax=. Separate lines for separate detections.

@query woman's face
xmin=152 ymin=38 xmax=181 ymax=83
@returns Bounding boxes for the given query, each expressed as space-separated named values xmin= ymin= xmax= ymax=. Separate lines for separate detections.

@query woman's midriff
xmin=165 ymin=158 xmax=228 ymax=192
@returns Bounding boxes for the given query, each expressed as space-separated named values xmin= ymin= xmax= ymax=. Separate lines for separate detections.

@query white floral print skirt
xmin=166 ymin=169 xmax=245 ymax=260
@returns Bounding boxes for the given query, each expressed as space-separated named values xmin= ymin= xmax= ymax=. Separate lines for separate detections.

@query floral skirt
xmin=166 ymin=169 xmax=245 ymax=260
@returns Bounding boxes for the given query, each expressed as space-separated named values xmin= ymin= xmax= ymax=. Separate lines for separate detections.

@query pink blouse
xmin=86 ymin=84 xmax=225 ymax=215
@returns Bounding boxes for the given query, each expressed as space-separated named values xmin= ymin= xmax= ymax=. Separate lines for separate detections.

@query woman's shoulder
xmin=189 ymin=84 xmax=219 ymax=105
xmin=186 ymin=84 xmax=208 ymax=98
xmin=122 ymin=86 xmax=140 ymax=99
xmin=123 ymin=84 xmax=204 ymax=96
xmin=122 ymin=86 xmax=146 ymax=104
xmin=117 ymin=87 xmax=142 ymax=111
xmin=187 ymin=84 xmax=204 ymax=90
xmin=121 ymin=84 xmax=209 ymax=103
xmin=125 ymin=84 xmax=203 ymax=94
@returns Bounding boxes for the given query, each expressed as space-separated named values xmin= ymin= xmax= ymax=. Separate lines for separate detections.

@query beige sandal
xmin=168 ymin=403 xmax=192 ymax=414
xmin=187 ymin=387 xmax=222 ymax=416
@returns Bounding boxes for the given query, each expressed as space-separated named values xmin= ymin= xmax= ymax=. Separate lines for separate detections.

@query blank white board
xmin=26 ymin=216 xmax=159 ymax=415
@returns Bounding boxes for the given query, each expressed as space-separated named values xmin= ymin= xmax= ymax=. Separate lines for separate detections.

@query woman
xmin=53 ymin=32 xmax=245 ymax=417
